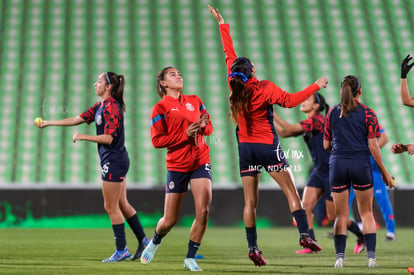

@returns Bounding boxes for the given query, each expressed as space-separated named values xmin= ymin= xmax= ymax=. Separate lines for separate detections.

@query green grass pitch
xmin=0 ymin=227 xmax=413 ymax=274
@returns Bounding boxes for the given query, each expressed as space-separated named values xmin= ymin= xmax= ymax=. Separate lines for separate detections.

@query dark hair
xmin=229 ymin=57 xmax=253 ymax=128
xmin=340 ymin=75 xmax=361 ymax=117
xmin=156 ymin=66 xmax=177 ymax=98
xmin=105 ymin=72 xmax=126 ymax=112
xmin=314 ymin=92 xmax=330 ymax=116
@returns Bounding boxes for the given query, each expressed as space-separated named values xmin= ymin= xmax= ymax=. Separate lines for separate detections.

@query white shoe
xmin=334 ymin=257 xmax=344 ymax=268
xmin=385 ymin=232 xmax=396 ymax=241
xmin=140 ymin=240 xmax=159 ymax=265
xmin=367 ymin=258 xmax=377 ymax=268
xmin=184 ymin=258 xmax=202 ymax=271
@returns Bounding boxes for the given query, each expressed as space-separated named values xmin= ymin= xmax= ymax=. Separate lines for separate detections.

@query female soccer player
xmin=324 ymin=75 xmax=394 ymax=268
xmin=392 ymin=54 xmax=414 ymax=153
xmin=273 ymin=93 xmax=364 ymax=254
xmin=34 ymin=72 xmax=148 ymax=262
xmin=140 ymin=67 xmax=213 ymax=272
xmin=209 ymin=5 xmax=327 ymax=266
xmin=349 ymin=126 xmax=396 ymax=241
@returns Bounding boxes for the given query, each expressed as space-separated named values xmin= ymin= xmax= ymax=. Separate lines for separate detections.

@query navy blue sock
xmin=126 ymin=213 xmax=146 ymax=245
xmin=245 ymin=227 xmax=257 ymax=248
xmin=186 ymin=240 xmax=201 ymax=259
xmin=348 ymin=220 xmax=363 ymax=240
xmin=292 ymin=209 xmax=309 ymax=235
xmin=112 ymin=223 xmax=126 ymax=251
xmin=334 ymin=234 xmax=347 ymax=259
xmin=152 ymin=230 xmax=166 ymax=245
xmin=364 ymin=233 xmax=376 ymax=258
xmin=309 ymin=229 xmax=316 ymax=241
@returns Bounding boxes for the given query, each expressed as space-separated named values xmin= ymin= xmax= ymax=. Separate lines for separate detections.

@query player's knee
xmin=196 ymin=207 xmax=210 ymax=224
xmin=104 ymin=204 xmax=119 ymax=216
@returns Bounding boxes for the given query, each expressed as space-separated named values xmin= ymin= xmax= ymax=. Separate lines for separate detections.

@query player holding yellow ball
xmin=33 ymin=117 xmax=43 ymax=127
xmin=33 ymin=72 xmax=149 ymax=262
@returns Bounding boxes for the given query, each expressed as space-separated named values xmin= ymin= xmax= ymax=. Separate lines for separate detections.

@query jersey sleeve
xmin=323 ymin=108 xmax=334 ymax=141
xmin=219 ymin=24 xmax=237 ymax=76
xmin=103 ymin=102 xmax=121 ymax=136
xmin=265 ymin=82 xmax=320 ymax=107
xmin=80 ymin=102 xmax=100 ymax=124
xmin=150 ymin=104 xmax=190 ymax=148
xmin=366 ymin=108 xmax=380 ymax=139
xmin=198 ymin=97 xmax=213 ymax=136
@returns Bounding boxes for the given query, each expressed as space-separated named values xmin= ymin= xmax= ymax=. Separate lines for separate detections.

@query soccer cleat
xmin=300 ymin=236 xmax=322 ymax=252
xmin=385 ymin=232 xmax=396 ymax=241
xmin=248 ymin=247 xmax=267 ymax=266
xmin=334 ymin=257 xmax=344 ymax=268
xmin=354 ymin=238 xmax=365 ymax=254
xmin=295 ymin=248 xmax=314 ymax=254
xmin=184 ymin=258 xmax=202 ymax=271
xmin=130 ymin=236 xmax=150 ymax=260
xmin=367 ymin=257 xmax=377 ymax=268
xmin=408 ymin=267 xmax=414 ymax=274
xmin=140 ymin=240 xmax=159 ymax=265
xmin=102 ymin=247 xmax=131 ymax=263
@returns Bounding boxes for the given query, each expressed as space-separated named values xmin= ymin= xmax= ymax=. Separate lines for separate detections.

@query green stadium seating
xmin=1 ymin=0 xmax=414 ymax=186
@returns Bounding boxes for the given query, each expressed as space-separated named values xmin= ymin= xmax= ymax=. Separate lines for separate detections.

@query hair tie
xmin=105 ymin=72 xmax=111 ymax=84
xmin=352 ymin=81 xmax=361 ymax=96
xmin=228 ymin=72 xmax=248 ymax=82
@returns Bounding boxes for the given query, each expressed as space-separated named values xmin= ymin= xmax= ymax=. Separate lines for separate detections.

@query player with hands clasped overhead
xmin=34 ymin=72 xmax=148 ymax=262
xmin=209 ymin=5 xmax=327 ymax=267
xmin=141 ymin=67 xmax=213 ymax=272
xmin=324 ymin=75 xmax=394 ymax=268
xmin=392 ymin=54 xmax=414 ymax=155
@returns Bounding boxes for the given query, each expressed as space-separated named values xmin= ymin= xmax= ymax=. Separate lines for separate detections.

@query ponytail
xmin=105 ymin=72 xmax=126 ymax=112
xmin=340 ymin=75 xmax=360 ymax=118
xmin=228 ymin=57 xmax=253 ymax=129
xmin=229 ymin=77 xmax=252 ymax=127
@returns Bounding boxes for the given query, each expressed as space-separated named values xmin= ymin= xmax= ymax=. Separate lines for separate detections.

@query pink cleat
xmin=296 ymin=248 xmax=314 ymax=254
xmin=354 ymin=238 xmax=365 ymax=254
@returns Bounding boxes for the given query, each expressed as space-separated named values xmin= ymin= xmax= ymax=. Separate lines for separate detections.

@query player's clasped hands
xmin=186 ymin=114 xmax=210 ymax=138
xmin=392 ymin=143 xmax=414 ymax=155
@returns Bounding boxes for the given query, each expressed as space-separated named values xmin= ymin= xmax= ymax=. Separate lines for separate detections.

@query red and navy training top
xmin=80 ymin=96 xmax=127 ymax=163
xmin=324 ymin=101 xmax=380 ymax=159
xmin=299 ymin=112 xmax=330 ymax=169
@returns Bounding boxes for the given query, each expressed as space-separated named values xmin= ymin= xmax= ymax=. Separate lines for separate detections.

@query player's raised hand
xmin=315 ymin=77 xmax=328 ymax=89
xmin=401 ymin=54 xmax=414 ymax=79
xmin=208 ymin=5 xmax=224 ymax=24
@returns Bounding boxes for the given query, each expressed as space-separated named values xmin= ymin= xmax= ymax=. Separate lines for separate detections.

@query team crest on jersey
xmin=169 ymin=181 xmax=175 ymax=190
xmin=96 ymin=115 xmax=102 ymax=125
xmin=186 ymin=103 xmax=194 ymax=111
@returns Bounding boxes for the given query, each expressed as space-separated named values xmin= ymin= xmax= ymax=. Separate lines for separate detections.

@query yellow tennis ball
xmin=391 ymin=177 xmax=396 ymax=187
xmin=34 ymin=117 xmax=43 ymax=127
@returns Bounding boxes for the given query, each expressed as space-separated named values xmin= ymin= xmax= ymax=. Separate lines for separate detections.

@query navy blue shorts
xmin=166 ymin=164 xmax=212 ymax=193
xmin=329 ymin=158 xmax=373 ymax=193
xmin=100 ymin=159 xmax=130 ymax=182
xmin=307 ymin=167 xmax=332 ymax=201
xmin=238 ymin=142 xmax=289 ymax=177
